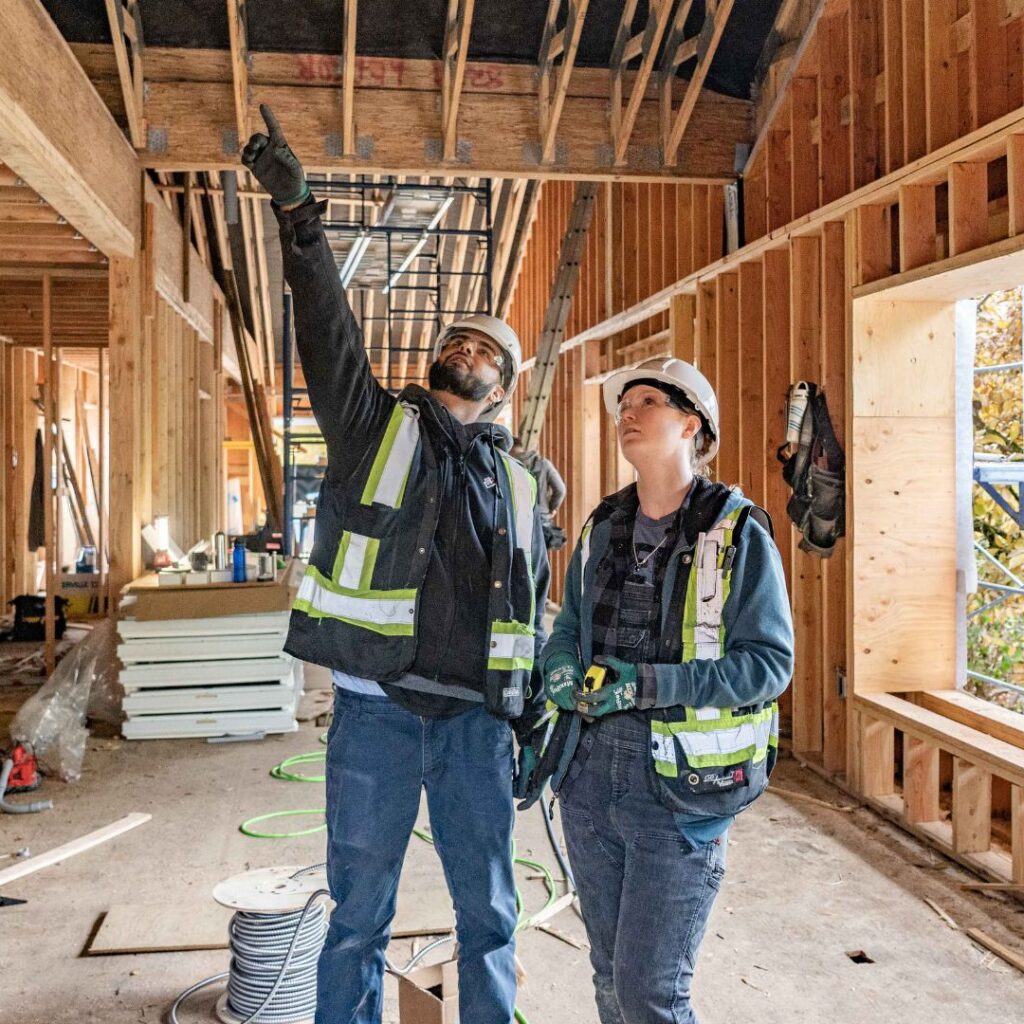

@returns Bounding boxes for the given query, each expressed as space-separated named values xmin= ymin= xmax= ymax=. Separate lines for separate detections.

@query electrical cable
xmin=168 ymin=883 xmax=330 ymax=1024
xmin=239 ymin=808 xmax=326 ymax=839
xmin=269 ymin=751 xmax=326 ymax=783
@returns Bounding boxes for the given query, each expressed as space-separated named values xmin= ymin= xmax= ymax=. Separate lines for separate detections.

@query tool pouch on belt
xmin=646 ymin=703 xmax=778 ymax=817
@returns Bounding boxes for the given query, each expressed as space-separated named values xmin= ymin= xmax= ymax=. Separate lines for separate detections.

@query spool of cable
xmin=169 ymin=865 xmax=329 ymax=1024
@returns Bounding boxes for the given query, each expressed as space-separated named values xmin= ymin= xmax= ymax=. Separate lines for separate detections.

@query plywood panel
xmin=852 ymin=299 xmax=955 ymax=417
xmin=852 ymin=417 xmax=956 ymax=693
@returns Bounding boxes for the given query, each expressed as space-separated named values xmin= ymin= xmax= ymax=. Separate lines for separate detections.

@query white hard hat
xmin=433 ymin=314 xmax=522 ymax=417
xmin=602 ymin=357 xmax=720 ymax=461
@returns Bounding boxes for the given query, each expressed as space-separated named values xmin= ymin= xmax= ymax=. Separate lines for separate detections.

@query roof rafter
xmin=537 ymin=0 xmax=591 ymax=163
xmin=662 ymin=0 xmax=736 ymax=166
xmin=610 ymin=0 xmax=674 ymax=166
xmin=103 ymin=0 xmax=146 ymax=148
xmin=441 ymin=0 xmax=476 ymax=161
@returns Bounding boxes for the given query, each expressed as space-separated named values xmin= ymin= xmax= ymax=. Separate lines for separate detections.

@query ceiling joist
xmin=662 ymin=0 xmax=737 ymax=166
xmin=537 ymin=0 xmax=591 ymax=164
xmin=441 ymin=0 xmax=476 ymax=161
xmin=610 ymin=0 xmax=674 ymax=166
xmin=340 ymin=0 xmax=358 ymax=156
xmin=226 ymin=0 xmax=250 ymax=147
xmin=103 ymin=0 xmax=146 ymax=149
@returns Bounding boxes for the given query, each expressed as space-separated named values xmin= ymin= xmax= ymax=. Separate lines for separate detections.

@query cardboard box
xmin=397 ymin=958 xmax=458 ymax=1024
xmin=61 ymin=572 xmax=101 ymax=615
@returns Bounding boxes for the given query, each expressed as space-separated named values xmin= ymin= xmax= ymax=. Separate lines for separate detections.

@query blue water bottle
xmin=232 ymin=537 xmax=247 ymax=583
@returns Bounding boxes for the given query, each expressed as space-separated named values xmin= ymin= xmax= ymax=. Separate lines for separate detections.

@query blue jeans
xmin=559 ymin=713 xmax=726 ymax=1024
xmin=316 ymin=689 xmax=518 ymax=1024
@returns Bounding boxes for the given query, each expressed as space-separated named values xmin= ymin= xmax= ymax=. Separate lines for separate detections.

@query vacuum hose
xmin=0 ymin=757 xmax=53 ymax=814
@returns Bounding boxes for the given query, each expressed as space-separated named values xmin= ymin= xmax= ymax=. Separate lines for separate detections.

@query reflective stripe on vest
xmin=487 ymin=455 xmax=538 ymax=672
xmin=361 ymin=403 xmax=420 ymax=507
xmin=487 ymin=621 xmax=535 ymax=671
xmin=498 ymin=452 xmax=536 ymax=563
xmin=652 ymin=506 xmax=780 ymax=779
xmin=579 ymin=520 xmax=594 ymax=604
xmin=650 ymin=705 xmax=777 ymax=776
xmin=331 ymin=403 xmax=421 ymax=588
xmin=295 ymin=567 xmax=417 ymax=636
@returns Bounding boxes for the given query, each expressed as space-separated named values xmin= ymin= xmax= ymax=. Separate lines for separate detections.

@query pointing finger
xmin=260 ymin=104 xmax=285 ymax=144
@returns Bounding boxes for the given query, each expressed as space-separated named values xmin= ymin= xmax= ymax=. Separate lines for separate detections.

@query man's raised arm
xmin=242 ymin=105 xmax=392 ymax=455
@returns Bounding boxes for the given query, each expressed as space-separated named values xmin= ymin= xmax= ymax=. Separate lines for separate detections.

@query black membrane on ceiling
xmin=41 ymin=0 xmax=782 ymax=101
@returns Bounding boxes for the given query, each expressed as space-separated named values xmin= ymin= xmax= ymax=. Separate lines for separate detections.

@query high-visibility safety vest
xmin=290 ymin=401 xmax=539 ymax=718
xmin=647 ymin=508 xmax=780 ymax=816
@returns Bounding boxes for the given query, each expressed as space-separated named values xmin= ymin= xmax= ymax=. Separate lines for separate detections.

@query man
xmin=510 ymin=440 xmax=567 ymax=550
xmin=243 ymin=106 xmax=549 ymax=1024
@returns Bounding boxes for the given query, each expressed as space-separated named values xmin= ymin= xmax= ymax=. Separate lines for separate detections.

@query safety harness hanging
xmin=777 ymin=380 xmax=846 ymax=558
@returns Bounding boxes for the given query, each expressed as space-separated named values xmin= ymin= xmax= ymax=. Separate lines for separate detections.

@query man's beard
xmin=428 ymin=359 xmax=495 ymax=403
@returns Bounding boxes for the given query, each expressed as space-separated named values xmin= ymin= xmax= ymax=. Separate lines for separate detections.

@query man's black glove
xmin=241 ymin=104 xmax=310 ymax=207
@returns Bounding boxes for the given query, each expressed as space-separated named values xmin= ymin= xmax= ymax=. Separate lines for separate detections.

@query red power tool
xmin=1 ymin=743 xmax=52 ymax=813
xmin=2 ymin=744 xmax=40 ymax=793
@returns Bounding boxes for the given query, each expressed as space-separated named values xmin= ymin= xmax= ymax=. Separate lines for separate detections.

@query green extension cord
xmin=269 ymin=751 xmax=326 ymax=783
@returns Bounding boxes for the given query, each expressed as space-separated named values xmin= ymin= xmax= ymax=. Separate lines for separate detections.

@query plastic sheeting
xmin=9 ymin=619 xmax=122 ymax=782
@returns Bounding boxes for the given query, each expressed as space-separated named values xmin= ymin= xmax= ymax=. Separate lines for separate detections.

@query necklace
xmin=630 ymin=533 xmax=668 ymax=574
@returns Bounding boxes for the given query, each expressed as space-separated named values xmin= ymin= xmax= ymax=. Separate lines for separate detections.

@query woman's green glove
xmin=544 ymin=653 xmax=583 ymax=711
xmin=576 ymin=656 xmax=646 ymax=717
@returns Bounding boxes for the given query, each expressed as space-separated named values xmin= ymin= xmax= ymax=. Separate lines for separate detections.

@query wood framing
xmin=609 ymin=0 xmax=673 ymax=166
xmin=103 ymin=0 xmax=146 ymax=148
xmin=340 ymin=0 xmax=358 ymax=156
xmin=0 ymin=0 xmax=139 ymax=256
xmin=537 ymin=0 xmax=590 ymax=164
xmin=226 ymin=0 xmax=251 ymax=148
xmin=73 ymin=44 xmax=751 ymax=181
xmin=441 ymin=0 xmax=476 ymax=162
xmin=662 ymin=0 xmax=736 ymax=167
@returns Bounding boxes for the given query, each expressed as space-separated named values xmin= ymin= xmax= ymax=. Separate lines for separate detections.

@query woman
xmin=537 ymin=357 xmax=794 ymax=1024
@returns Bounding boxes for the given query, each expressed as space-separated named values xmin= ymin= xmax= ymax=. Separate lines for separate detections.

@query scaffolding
xmin=969 ymin=293 xmax=1024 ymax=700
xmin=281 ymin=176 xmax=494 ymax=555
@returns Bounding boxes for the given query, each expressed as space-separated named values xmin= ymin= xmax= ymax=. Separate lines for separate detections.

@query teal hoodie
xmin=535 ymin=479 xmax=794 ymax=840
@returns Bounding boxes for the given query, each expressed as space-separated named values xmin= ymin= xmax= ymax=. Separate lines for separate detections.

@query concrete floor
xmin=3 ymin=669 xmax=1024 ymax=1024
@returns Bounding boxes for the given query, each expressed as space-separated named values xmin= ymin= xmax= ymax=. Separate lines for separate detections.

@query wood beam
xmin=537 ymin=0 xmax=591 ymax=164
xmin=442 ymin=0 xmax=476 ymax=162
xmin=226 ymin=0 xmax=250 ymax=148
xmin=103 ymin=0 xmax=146 ymax=148
xmin=664 ymin=0 xmax=737 ymax=166
xmin=611 ymin=0 xmax=674 ymax=166
xmin=82 ymin=47 xmax=751 ymax=181
xmin=0 ymin=0 xmax=138 ymax=256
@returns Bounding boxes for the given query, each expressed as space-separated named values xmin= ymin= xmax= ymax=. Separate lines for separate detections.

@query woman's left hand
xmin=577 ymin=656 xmax=640 ymax=717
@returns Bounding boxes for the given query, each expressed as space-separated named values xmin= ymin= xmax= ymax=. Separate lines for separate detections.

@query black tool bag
xmin=777 ymin=383 xmax=846 ymax=558
xmin=7 ymin=595 xmax=69 ymax=642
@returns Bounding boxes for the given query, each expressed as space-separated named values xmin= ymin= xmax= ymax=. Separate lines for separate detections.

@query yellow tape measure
xmin=583 ymin=664 xmax=607 ymax=693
